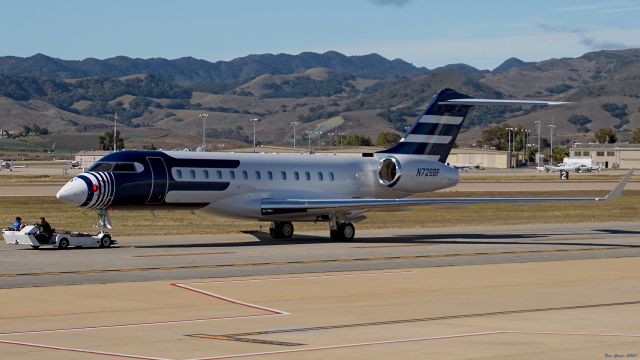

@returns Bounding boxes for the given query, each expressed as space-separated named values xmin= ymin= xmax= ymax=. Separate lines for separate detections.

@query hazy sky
xmin=3 ymin=0 xmax=640 ymax=70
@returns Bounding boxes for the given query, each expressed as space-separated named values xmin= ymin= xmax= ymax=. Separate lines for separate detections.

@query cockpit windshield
xmin=89 ymin=162 xmax=113 ymax=172
xmin=88 ymin=162 xmax=142 ymax=173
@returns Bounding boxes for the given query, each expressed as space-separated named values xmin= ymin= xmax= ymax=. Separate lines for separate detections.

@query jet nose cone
xmin=56 ymin=177 xmax=88 ymax=206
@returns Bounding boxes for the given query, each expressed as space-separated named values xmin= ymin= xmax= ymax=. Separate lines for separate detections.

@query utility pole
xmin=290 ymin=121 xmax=299 ymax=150
xmin=113 ymin=111 xmax=118 ymax=152
xmin=249 ymin=118 xmax=260 ymax=152
xmin=535 ymin=120 xmax=542 ymax=166
xmin=199 ymin=113 xmax=208 ymax=150
xmin=549 ymin=123 xmax=557 ymax=166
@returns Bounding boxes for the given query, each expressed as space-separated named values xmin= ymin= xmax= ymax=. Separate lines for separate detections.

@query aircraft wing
xmin=262 ymin=169 xmax=633 ymax=212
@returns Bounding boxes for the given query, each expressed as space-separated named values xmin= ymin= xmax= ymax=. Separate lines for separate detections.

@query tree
xmin=630 ymin=128 xmax=640 ymax=144
xmin=375 ymin=132 xmax=402 ymax=147
xmin=551 ymin=146 xmax=569 ymax=163
xmin=343 ymin=134 xmax=372 ymax=146
xmin=99 ymin=130 xmax=125 ymax=151
xmin=591 ymin=128 xmax=617 ymax=144
xmin=478 ymin=124 xmax=525 ymax=151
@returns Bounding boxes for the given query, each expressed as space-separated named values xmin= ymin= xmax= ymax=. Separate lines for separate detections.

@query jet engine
xmin=377 ymin=157 xmax=402 ymax=187
xmin=376 ymin=155 xmax=458 ymax=193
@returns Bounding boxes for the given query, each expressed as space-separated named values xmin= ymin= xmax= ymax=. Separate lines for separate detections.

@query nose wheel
xmin=269 ymin=221 xmax=294 ymax=239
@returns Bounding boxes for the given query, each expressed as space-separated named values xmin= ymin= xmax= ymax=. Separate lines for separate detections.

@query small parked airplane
xmin=56 ymin=89 xmax=633 ymax=241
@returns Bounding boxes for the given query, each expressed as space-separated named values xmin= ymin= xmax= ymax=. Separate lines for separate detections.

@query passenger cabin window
xmin=90 ymin=163 xmax=113 ymax=172
xmin=318 ymin=172 xmax=324 ymax=181
xmin=189 ymin=169 xmax=196 ymax=179
xmin=255 ymin=171 xmax=261 ymax=180
xmin=305 ymin=171 xmax=311 ymax=181
xmin=204 ymin=170 xmax=210 ymax=179
xmin=216 ymin=170 xmax=222 ymax=179
xmin=267 ymin=171 xmax=273 ymax=180
xmin=329 ymin=172 xmax=335 ymax=181
xmin=281 ymin=171 xmax=286 ymax=180
xmin=294 ymin=171 xmax=300 ymax=180
xmin=229 ymin=170 xmax=235 ymax=180
xmin=242 ymin=170 xmax=248 ymax=180
xmin=176 ymin=169 xmax=183 ymax=179
xmin=112 ymin=163 xmax=137 ymax=172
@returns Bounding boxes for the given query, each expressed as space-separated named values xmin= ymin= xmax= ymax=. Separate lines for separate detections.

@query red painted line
xmin=0 ymin=339 xmax=170 ymax=360
xmin=185 ymin=331 xmax=505 ymax=360
xmin=171 ymin=283 xmax=288 ymax=315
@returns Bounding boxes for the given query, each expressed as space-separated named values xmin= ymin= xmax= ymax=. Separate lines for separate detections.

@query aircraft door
xmin=147 ymin=157 xmax=168 ymax=204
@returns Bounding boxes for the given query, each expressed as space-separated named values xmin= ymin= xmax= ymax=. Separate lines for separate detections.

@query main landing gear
xmin=269 ymin=221 xmax=294 ymax=240
xmin=268 ymin=220 xmax=355 ymax=241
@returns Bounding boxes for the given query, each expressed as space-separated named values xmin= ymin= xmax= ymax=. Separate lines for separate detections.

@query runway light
xmin=92 ymin=184 xmax=99 ymax=192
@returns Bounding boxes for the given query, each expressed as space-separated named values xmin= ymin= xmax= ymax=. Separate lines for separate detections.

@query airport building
xmin=569 ymin=143 xmax=640 ymax=169
xmin=74 ymin=150 xmax=110 ymax=169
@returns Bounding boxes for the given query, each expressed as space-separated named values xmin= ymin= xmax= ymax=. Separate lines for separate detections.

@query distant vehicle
xmin=544 ymin=163 xmax=601 ymax=173
xmin=544 ymin=163 xmax=580 ymax=172
xmin=55 ymin=88 xmax=633 ymax=241
xmin=452 ymin=163 xmax=482 ymax=170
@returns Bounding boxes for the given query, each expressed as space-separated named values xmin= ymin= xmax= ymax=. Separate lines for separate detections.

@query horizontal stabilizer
xmin=441 ymin=99 xmax=570 ymax=106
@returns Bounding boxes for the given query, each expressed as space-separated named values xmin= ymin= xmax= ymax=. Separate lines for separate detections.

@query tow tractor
xmin=2 ymin=210 xmax=114 ymax=249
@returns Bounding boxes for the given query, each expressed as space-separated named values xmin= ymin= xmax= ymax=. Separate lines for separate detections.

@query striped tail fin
xmin=377 ymin=88 xmax=569 ymax=163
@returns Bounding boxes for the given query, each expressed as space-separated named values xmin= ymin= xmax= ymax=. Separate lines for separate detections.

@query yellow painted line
xmin=0 ymin=246 xmax=624 ymax=278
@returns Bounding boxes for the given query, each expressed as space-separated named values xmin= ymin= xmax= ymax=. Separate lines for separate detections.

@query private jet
xmin=56 ymin=89 xmax=633 ymax=241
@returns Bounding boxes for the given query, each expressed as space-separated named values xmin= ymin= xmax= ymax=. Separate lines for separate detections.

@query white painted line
xmin=0 ymin=339 xmax=171 ymax=360
xmin=507 ymin=330 xmax=640 ymax=338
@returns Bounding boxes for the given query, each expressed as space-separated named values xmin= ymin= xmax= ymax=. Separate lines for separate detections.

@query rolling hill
xmin=1 ymin=49 xmax=640 ymax=152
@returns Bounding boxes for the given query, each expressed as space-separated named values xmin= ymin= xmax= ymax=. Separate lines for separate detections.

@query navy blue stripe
xmin=77 ymin=175 xmax=94 ymax=207
xmin=410 ymin=123 xmax=460 ymax=136
xmin=169 ymin=182 xmax=230 ymax=191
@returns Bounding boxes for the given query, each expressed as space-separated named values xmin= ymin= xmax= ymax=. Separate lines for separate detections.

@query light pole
xmin=199 ymin=113 xmax=208 ymax=150
xmin=523 ymin=129 xmax=531 ymax=165
xmin=113 ymin=111 xmax=118 ymax=152
xmin=535 ymin=120 xmax=542 ymax=166
xmin=506 ymin=127 xmax=516 ymax=168
xmin=249 ymin=118 xmax=260 ymax=152
xmin=316 ymin=131 xmax=322 ymax=151
xmin=290 ymin=121 xmax=299 ymax=150
xmin=338 ymin=132 xmax=345 ymax=150
xmin=328 ymin=132 xmax=335 ymax=151
xmin=548 ymin=123 xmax=557 ymax=165
xmin=305 ymin=130 xmax=313 ymax=152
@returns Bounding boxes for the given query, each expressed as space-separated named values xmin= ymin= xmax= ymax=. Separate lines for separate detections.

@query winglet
xmin=598 ymin=169 xmax=635 ymax=201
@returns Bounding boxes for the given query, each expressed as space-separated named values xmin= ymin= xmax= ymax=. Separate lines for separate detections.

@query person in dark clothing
xmin=35 ymin=217 xmax=53 ymax=243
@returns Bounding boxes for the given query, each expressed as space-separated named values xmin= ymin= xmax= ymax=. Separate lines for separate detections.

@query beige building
xmin=446 ymin=148 xmax=510 ymax=169
xmin=569 ymin=143 xmax=640 ymax=169
xmin=74 ymin=151 xmax=110 ymax=169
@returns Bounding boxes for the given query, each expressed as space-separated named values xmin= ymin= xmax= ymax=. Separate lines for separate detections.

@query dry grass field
xmin=2 ymin=191 xmax=638 ymax=237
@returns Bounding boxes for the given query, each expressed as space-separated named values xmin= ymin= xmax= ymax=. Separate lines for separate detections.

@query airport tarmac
xmin=1 ymin=223 xmax=639 ymax=359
